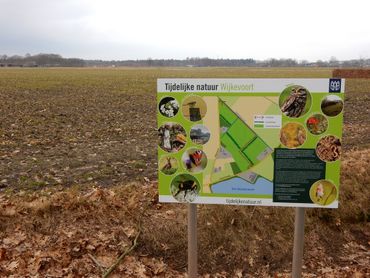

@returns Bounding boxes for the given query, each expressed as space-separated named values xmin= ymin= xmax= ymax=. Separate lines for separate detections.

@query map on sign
xmin=157 ymin=79 xmax=344 ymax=208
xmin=203 ymin=97 xmax=280 ymax=196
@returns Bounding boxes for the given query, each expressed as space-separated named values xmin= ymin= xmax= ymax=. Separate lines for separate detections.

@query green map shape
xmin=210 ymin=99 xmax=274 ymax=185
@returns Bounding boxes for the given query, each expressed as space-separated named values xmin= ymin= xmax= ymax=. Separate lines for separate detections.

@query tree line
xmin=1 ymin=53 xmax=369 ymax=68
xmin=0 ymin=53 xmax=85 ymax=67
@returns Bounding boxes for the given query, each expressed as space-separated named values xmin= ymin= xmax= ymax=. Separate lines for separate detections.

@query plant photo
xmin=159 ymin=97 xmax=179 ymax=118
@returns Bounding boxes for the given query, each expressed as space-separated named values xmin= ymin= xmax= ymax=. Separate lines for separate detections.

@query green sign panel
xmin=157 ymin=79 xmax=344 ymax=208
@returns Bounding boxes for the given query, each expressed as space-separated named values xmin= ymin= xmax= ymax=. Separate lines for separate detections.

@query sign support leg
xmin=188 ymin=203 xmax=198 ymax=278
xmin=292 ymin=207 xmax=305 ymax=278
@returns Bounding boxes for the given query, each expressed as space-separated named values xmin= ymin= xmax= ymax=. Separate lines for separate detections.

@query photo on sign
xmin=190 ymin=124 xmax=211 ymax=145
xmin=316 ymin=135 xmax=341 ymax=162
xmin=158 ymin=96 xmax=179 ymax=118
xmin=306 ymin=114 xmax=328 ymax=135
xmin=280 ymin=122 xmax=306 ymax=148
xmin=170 ymin=174 xmax=200 ymax=202
xmin=182 ymin=149 xmax=207 ymax=173
xmin=182 ymin=96 xmax=207 ymax=122
xmin=279 ymin=85 xmax=312 ymax=118
xmin=158 ymin=123 xmax=187 ymax=153
xmin=321 ymin=95 xmax=343 ymax=117
xmin=309 ymin=180 xmax=337 ymax=206
xmin=159 ymin=156 xmax=178 ymax=175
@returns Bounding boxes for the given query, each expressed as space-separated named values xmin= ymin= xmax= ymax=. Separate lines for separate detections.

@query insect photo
xmin=171 ymin=174 xmax=200 ymax=202
xmin=182 ymin=149 xmax=207 ymax=173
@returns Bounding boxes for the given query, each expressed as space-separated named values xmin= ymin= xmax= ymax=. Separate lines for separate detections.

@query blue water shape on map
xmin=211 ymin=177 xmax=273 ymax=195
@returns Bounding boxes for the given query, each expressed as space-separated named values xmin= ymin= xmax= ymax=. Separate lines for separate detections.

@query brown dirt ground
xmin=333 ymin=69 xmax=370 ymax=79
xmin=0 ymin=69 xmax=369 ymax=190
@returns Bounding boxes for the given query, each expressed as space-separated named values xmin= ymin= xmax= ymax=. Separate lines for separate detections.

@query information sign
xmin=158 ymin=79 xmax=344 ymax=208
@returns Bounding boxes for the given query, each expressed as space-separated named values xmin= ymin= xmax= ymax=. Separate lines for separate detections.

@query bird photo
xmin=280 ymin=86 xmax=311 ymax=118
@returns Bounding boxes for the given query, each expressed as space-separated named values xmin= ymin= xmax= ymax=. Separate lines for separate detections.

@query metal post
xmin=188 ymin=203 xmax=198 ymax=278
xmin=292 ymin=207 xmax=305 ymax=278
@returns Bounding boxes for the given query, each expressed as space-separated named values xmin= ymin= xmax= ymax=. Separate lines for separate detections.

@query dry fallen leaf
xmin=3 ymin=232 xmax=27 ymax=246
xmin=6 ymin=260 xmax=19 ymax=271
xmin=0 ymin=248 xmax=6 ymax=261
xmin=123 ymin=226 xmax=136 ymax=238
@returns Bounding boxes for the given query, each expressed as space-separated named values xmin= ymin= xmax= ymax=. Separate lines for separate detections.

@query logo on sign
xmin=329 ymin=79 xmax=341 ymax=92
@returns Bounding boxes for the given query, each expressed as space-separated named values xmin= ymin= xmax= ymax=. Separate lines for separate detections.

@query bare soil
xmin=0 ymin=69 xmax=369 ymax=190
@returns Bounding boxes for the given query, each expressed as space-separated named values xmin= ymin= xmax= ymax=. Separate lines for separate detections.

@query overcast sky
xmin=0 ymin=0 xmax=369 ymax=61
